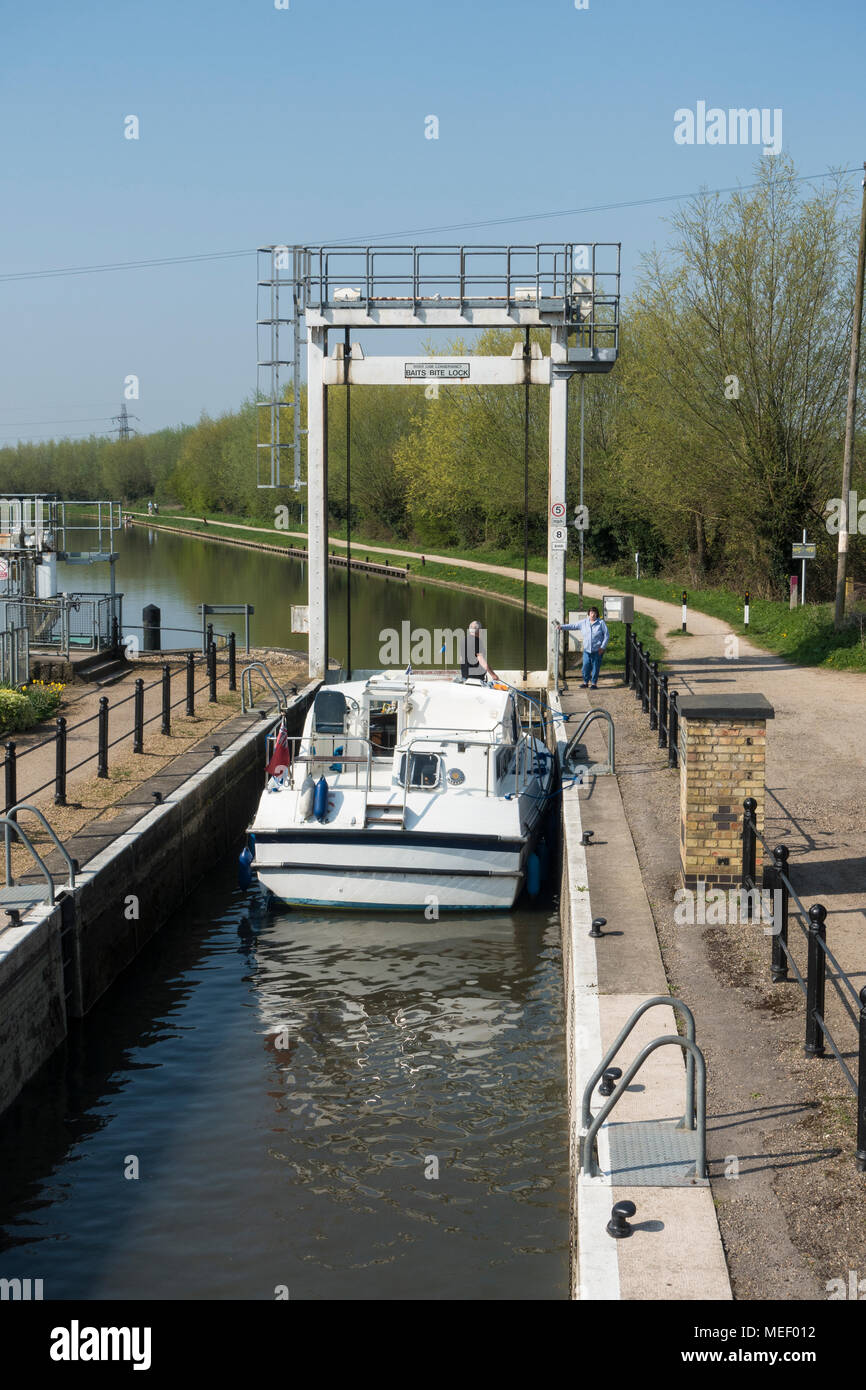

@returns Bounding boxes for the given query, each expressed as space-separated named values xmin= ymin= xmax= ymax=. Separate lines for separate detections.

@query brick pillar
xmin=677 ymin=694 xmax=774 ymax=889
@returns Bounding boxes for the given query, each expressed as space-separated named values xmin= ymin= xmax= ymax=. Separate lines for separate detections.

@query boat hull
xmin=251 ymin=827 xmax=542 ymax=912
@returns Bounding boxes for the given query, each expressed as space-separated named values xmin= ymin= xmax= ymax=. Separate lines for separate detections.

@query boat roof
xmin=323 ymin=671 xmax=513 ymax=734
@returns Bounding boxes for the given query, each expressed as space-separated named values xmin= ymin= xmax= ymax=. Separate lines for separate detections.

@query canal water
xmin=60 ymin=525 xmax=547 ymax=672
xmin=0 ymin=868 xmax=568 ymax=1300
xmin=0 ymin=527 xmax=567 ymax=1299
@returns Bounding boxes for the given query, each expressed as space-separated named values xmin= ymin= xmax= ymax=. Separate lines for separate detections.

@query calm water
xmin=0 ymin=864 xmax=568 ymax=1300
xmin=0 ymin=527 xmax=567 ymax=1300
xmin=59 ymin=525 xmax=547 ymax=671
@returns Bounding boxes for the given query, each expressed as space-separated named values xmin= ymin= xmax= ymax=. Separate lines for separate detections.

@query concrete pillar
xmin=547 ymin=328 xmax=569 ymax=685
xmin=307 ymin=326 xmax=328 ymax=681
xmin=677 ymin=694 xmax=774 ymax=889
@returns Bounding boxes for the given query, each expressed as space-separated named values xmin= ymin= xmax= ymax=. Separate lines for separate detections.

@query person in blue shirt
xmin=557 ymin=607 xmax=609 ymax=688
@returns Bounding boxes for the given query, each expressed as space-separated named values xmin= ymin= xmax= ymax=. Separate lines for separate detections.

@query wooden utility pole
xmin=834 ymin=162 xmax=866 ymax=628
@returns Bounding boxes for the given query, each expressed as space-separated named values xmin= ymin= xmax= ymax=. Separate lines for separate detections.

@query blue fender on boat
xmin=238 ymin=846 xmax=253 ymax=890
xmin=313 ymin=775 xmax=329 ymax=821
xmin=526 ymin=850 xmax=541 ymax=898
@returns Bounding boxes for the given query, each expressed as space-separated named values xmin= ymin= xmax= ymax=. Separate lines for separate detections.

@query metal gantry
xmin=256 ymin=243 xmax=621 ymax=685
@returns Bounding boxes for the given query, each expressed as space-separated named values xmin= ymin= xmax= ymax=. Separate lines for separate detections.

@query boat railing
xmin=268 ymin=733 xmax=375 ymax=792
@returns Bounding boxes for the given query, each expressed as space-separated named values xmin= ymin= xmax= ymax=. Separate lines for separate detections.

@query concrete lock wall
xmin=0 ymin=683 xmax=318 ymax=1118
xmin=0 ymin=903 xmax=66 ymax=1119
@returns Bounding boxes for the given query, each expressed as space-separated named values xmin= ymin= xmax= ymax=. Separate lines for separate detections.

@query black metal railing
xmin=2 ymin=635 xmax=243 ymax=812
xmin=741 ymin=797 xmax=866 ymax=1171
xmin=624 ymin=627 xmax=679 ymax=769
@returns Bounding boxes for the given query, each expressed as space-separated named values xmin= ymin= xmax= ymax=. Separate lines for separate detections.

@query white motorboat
xmin=247 ymin=670 xmax=555 ymax=911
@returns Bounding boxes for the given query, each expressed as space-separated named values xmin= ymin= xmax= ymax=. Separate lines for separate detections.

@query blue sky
xmin=0 ymin=0 xmax=863 ymax=443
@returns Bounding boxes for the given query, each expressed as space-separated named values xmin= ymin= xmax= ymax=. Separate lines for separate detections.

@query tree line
xmin=1 ymin=160 xmax=862 ymax=598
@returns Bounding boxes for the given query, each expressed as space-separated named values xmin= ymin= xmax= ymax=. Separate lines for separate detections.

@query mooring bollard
xmin=97 ymin=697 xmax=109 ymax=778
xmin=4 ymin=740 xmax=16 ymax=813
xmin=54 ymin=717 xmax=67 ymax=806
xmin=768 ymin=845 xmax=790 ymax=983
xmin=228 ymin=632 xmax=237 ymax=691
xmin=186 ymin=652 xmax=195 ymax=716
xmin=208 ymin=641 xmax=217 ymax=702
xmin=133 ymin=678 xmax=144 ymax=753
xmin=805 ymin=904 xmax=828 ymax=1057
xmin=142 ymin=603 xmax=161 ymax=653
xmin=856 ymin=988 xmax=866 ymax=1173
xmin=161 ymin=663 xmax=171 ymax=735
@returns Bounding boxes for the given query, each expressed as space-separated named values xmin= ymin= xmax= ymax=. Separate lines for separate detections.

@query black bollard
xmin=142 ymin=604 xmax=161 ymax=653
xmin=606 ymin=1201 xmax=636 ymax=1239
xmin=54 ymin=717 xmax=67 ymax=806
xmin=599 ymin=1067 xmax=622 ymax=1098
xmin=97 ymin=697 xmax=109 ymax=778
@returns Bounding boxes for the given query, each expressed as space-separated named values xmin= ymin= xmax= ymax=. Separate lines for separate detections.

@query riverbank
xmin=133 ymin=510 xmax=866 ymax=672
xmin=129 ymin=513 xmax=664 ymax=666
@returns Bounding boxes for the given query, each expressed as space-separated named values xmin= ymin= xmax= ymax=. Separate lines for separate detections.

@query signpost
xmin=791 ymin=530 xmax=817 ymax=605
xmin=550 ymin=501 xmax=568 ymax=552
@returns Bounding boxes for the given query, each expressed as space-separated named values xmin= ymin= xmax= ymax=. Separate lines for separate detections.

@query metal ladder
xmin=580 ymin=996 xmax=708 ymax=1185
xmin=562 ymin=708 xmax=615 ymax=776
xmin=1 ymin=802 xmax=76 ymax=920
xmin=241 ymin=660 xmax=290 ymax=714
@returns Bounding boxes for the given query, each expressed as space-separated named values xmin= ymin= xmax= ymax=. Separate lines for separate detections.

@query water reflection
xmin=59 ymin=526 xmax=546 ymax=671
xmin=0 ymin=867 xmax=568 ymax=1300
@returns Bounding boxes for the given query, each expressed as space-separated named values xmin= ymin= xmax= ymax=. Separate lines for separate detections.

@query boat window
xmin=496 ymin=746 xmax=515 ymax=782
xmin=398 ymin=752 xmax=441 ymax=790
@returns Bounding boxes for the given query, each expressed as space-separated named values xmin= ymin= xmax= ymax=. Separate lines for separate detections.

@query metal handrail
xmin=5 ymin=802 xmax=75 ymax=890
xmin=581 ymin=1035 xmax=708 ymax=1181
xmin=296 ymin=734 xmax=373 ymax=794
xmin=1 ymin=815 xmax=57 ymax=908
xmin=562 ymin=708 xmax=615 ymax=775
xmin=580 ymin=995 xmax=697 ymax=1131
xmin=241 ymin=660 xmax=287 ymax=713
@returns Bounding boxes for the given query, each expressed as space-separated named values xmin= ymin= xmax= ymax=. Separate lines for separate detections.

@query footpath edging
xmin=552 ymin=689 xmax=732 ymax=1301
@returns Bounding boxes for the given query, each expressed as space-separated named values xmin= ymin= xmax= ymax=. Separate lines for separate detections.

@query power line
xmin=0 ymin=415 xmax=115 ymax=427
xmin=0 ymin=165 xmax=859 ymax=286
xmin=0 ymin=430 xmax=109 ymax=442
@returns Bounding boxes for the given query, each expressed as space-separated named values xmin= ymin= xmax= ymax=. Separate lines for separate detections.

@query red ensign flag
xmin=266 ymin=717 xmax=291 ymax=778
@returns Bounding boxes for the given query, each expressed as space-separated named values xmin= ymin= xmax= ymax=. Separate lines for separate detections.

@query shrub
xmin=0 ymin=680 xmax=65 ymax=736
xmin=0 ymin=687 xmax=33 ymax=734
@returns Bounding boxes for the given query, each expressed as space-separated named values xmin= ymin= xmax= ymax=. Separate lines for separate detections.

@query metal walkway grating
xmin=604 ymin=1118 xmax=709 ymax=1187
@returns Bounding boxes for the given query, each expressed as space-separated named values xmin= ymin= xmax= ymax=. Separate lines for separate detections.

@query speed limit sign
xmin=550 ymin=501 xmax=567 ymax=521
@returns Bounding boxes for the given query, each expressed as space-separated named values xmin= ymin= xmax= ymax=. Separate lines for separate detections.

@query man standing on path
xmin=556 ymin=607 xmax=609 ymax=688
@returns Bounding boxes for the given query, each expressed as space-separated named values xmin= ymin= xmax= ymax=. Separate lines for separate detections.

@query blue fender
xmin=526 ymin=850 xmax=541 ymax=898
xmin=238 ymin=845 xmax=254 ymax=890
xmin=313 ymin=775 xmax=329 ymax=822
